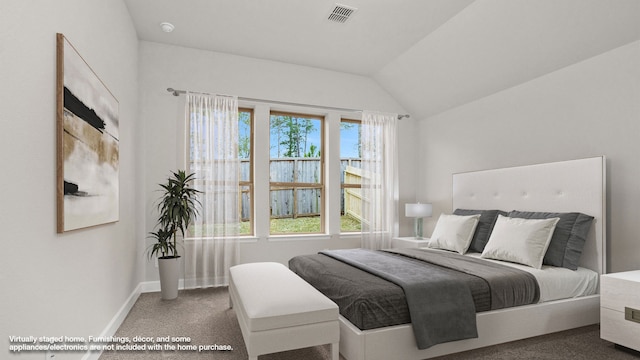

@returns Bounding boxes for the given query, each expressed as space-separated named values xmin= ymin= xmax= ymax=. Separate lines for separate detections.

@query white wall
xmin=139 ymin=41 xmax=417 ymax=280
xmin=374 ymin=0 xmax=640 ymax=120
xmin=0 ymin=1 xmax=141 ymax=359
xmin=418 ymin=41 xmax=640 ymax=273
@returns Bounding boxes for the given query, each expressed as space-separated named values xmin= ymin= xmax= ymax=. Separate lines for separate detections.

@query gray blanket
xmin=319 ymin=248 xmax=539 ymax=349
xmin=385 ymin=248 xmax=540 ymax=309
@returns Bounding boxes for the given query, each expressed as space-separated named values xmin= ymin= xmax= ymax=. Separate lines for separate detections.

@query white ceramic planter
xmin=158 ymin=256 xmax=181 ymax=300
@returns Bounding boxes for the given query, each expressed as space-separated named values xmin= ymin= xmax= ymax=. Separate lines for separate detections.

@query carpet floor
xmin=98 ymin=287 xmax=639 ymax=360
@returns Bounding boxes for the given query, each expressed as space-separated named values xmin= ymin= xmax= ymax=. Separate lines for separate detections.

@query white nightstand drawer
xmin=601 ymin=271 xmax=640 ymax=312
xmin=601 ymin=307 xmax=640 ymax=352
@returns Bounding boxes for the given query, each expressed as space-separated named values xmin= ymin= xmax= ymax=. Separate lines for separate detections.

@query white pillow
xmin=427 ymin=214 xmax=481 ymax=254
xmin=481 ymin=215 xmax=560 ymax=269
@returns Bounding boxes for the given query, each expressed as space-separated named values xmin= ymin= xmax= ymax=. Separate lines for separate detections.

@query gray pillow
xmin=508 ymin=211 xmax=594 ymax=270
xmin=453 ymin=209 xmax=506 ymax=253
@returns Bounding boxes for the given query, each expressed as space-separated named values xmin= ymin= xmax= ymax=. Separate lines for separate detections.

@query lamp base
xmin=414 ymin=218 xmax=424 ymax=239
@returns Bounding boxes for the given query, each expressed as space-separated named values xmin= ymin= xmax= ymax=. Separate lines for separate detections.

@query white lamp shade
xmin=405 ymin=203 xmax=432 ymax=218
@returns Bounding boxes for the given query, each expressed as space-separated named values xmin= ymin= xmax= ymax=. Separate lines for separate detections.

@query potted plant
xmin=148 ymin=170 xmax=201 ymax=300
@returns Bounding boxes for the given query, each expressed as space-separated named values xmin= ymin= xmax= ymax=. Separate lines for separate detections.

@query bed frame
xmin=339 ymin=156 xmax=607 ymax=360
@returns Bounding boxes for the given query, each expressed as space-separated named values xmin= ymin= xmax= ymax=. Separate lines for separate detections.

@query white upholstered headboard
xmin=452 ymin=156 xmax=606 ymax=275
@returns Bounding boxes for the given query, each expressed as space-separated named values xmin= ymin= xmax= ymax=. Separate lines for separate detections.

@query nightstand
xmin=392 ymin=237 xmax=430 ymax=249
xmin=600 ymin=270 xmax=640 ymax=352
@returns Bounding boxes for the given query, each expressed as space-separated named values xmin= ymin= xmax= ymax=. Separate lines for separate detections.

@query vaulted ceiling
xmin=125 ymin=0 xmax=640 ymax=119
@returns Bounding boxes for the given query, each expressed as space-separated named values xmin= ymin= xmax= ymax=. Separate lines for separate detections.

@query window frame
xmin=185 ymin=107 xmax=255 ymax=238
xmin=268 ymin=111 xmax=325 ymax=235
xmin=340 ymin=118 xmax=362 ymax=233
xmin=238 ymin=108 xmax=255 ymax=236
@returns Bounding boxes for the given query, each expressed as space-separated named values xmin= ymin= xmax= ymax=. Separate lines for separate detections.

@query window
xmin=340 ymin=119 xmax=362 ymax=232
xmin=187 ymin=108 xmax=254 ymax=237
xmin=238 ymin=109 xmax=253 ymax=235
xmin=269 ymin=112 xmax=324 ymax=234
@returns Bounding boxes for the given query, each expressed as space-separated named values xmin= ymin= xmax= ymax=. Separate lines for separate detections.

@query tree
xmin=270 ymin=115 xmax=287 ymax=157
xmin=238 ymin=112 xmax=251 ymax=158
xmin=270 ymin=115 xmax=319 ymax=158
xmin=300 ymin=118 xmax=316 ymax=156
xmin=304 ymin=144 xmax=319 ymax=158
xmin=279 ymin=116 xmax=300 ymax=157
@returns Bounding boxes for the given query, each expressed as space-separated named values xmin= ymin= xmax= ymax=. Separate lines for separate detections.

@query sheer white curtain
xmin=360 ymin=111 xmax=399 ymax=250
xmin=184 ymin=93 xmax=239 ymax=288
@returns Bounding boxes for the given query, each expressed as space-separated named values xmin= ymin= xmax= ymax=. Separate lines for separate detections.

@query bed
xmin=290 ymin=156 xmax=606 ymax=360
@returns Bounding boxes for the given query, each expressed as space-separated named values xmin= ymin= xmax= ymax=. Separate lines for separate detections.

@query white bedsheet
xmin=464 ymin=252 xmax=599 ymax=302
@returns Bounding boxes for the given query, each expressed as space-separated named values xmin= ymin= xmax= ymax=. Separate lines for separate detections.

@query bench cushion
xmin=230 ymin=262 xmax=338 ymax=332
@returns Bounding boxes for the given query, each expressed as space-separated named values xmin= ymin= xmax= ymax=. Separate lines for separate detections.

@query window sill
xmin=184 ymin=233 xmax=365 ymax=243
xmin=268 ymin=234 xmax=332 ymax=242
xmin=184 ymin=236 xmax=258 ymax=243
xmin=339 ymin=232 xmax=362 ymax=240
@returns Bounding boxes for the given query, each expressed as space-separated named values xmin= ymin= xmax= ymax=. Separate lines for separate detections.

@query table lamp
xmin=405 ymin=203 xmax=432 ymax=239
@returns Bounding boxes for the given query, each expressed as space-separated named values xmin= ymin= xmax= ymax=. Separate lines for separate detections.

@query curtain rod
xmin=166 ymin=88 xmax=410 ymax=120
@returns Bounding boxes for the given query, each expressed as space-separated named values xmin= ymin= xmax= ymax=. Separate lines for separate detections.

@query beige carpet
xmin=99 ymin=287 xmax=638 ymax=360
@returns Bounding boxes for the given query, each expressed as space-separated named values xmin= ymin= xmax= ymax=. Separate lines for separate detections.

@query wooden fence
xmin=343 ymin=165 xmax=363 ymax=222
xmin=237 ymin=158 xmax=362 ymax=220
xmin=269 ymin=158 xmax=321 ymax=218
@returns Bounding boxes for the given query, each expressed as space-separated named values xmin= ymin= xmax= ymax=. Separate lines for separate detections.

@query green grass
xmin=268 ymin=215 xmax=361 ymax=234
xmin=339 ymin=215 xmax=362 ymax=232
xmin=193 ymin=215 xmax=361 ymax=236
xmin=270 ymin=216 xmax=321 ymax=233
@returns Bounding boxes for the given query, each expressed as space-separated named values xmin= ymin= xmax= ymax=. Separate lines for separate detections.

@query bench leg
xmin=331 ymin=342 xmax=339 ymax=360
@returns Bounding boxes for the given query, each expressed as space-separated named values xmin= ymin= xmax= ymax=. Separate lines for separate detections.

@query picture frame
xmin=56 ymin=33 xmax=119 ymax=233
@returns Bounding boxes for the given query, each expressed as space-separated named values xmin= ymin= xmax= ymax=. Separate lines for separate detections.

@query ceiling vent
xmin=327 ymin=4 xmax=358 ymax=24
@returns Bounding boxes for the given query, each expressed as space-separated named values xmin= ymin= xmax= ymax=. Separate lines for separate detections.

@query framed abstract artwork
xmin=56 ymin=33 xmax=119 ymax=233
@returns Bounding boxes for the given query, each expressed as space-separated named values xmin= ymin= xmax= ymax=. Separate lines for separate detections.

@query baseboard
xmin=81 ymin=283 xmax=143 ymax=360
xmin=140 ymin=280 xmax=161 ymax=293
xmin=139 ymin=279 xmax=186 ymax=293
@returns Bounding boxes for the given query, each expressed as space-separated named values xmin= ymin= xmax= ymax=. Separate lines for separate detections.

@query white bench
xmin=229 ymin=262 xmax=339 ymax=360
